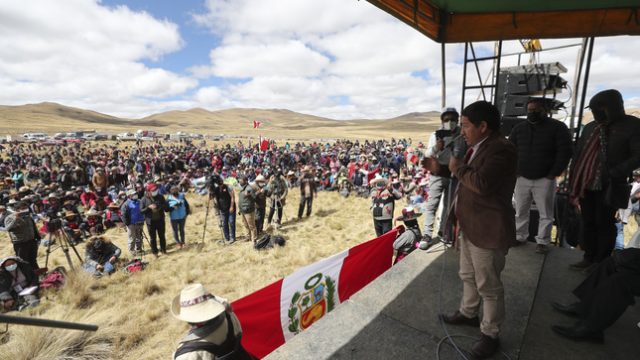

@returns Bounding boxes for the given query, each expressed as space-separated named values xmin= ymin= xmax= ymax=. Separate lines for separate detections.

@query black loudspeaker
xmin=498 ymin=95 xmax=564 ymax=117
xmin=500 ymin=116 xmax=526 ymax=137
xmin=498 ymin=73 xmax=567 ymax=95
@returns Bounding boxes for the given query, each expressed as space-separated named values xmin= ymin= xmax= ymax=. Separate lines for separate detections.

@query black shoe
xmin=513 ymin=240 xmax=527 ymax=247
xmin=551 ymin=323 xmax=604 ymax=343
xmin=439 ymin=311 xmax=480 ymax=327
xmin=569 ymin=259 xmax=593 ymax=270
xmin=551 ymin=301 xmax=582 ymax=318
xmin=535 ymin=244 xmax=549 ymax=254
xmin=471 ymin=334 xmax=500 ymax=359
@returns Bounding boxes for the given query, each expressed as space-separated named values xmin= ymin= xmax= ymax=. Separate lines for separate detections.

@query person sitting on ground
xmin=104 ymin=202 xmax=124 ymax=229
xmin=0 ymin=256 xmax=39 ymax=312
xmin=551 ymin=247 xmax=640 ymax=342
xmin=82 ymin=236 xmax=121 ymax=277
xmin=172 ymin=283 xmax=251 ymax=360
xmin=84 ymin=208 xmax=105 ymax=236
xmin=393 ymin=207 xmax=422 ymax=264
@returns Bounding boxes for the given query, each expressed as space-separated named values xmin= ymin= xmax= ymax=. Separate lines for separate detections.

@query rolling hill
xmin=0 ymin=102 xmax=441 ymax=141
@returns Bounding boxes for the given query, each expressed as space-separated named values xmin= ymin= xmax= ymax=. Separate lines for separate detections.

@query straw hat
xmin=171 ymin=283 xmax=226 ymax=323
xmin=107 ymin=202 xmax=120 ymax=209
xmin=254 ymin=175 xmax=266 ymax=183
xmin=395 ymin=207 xmax=422 ymax=222
xmin=85 ymin=209 xmax=101 ymax=216
xmin=369 ymin=175 xmax=388 ymax=187
xmin=64 ymin=210 xmax=76 ymax=218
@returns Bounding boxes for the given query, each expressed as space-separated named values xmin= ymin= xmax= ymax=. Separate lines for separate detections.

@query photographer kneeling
xmin=83 ymin=236 xmax=121 ymax=277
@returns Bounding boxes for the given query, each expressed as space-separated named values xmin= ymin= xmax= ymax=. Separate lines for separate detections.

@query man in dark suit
xmin=440 ymin=101 xmax=518 ymax=359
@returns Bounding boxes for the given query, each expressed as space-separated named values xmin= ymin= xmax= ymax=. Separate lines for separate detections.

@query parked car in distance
xmin=22 ymin=133 xmax=48 ymax=141
xmin=117 ymin=132 xmax=137 ymax=141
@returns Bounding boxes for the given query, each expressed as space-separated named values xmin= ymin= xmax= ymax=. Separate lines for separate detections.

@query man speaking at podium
xmin=441 ymin=101 xmax=518 ymax=359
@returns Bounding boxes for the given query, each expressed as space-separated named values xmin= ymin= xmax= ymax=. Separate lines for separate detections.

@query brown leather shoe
xmin=439 ymin=311 xmax=480 ymax=327
xmin=471 ymin=334 xmax=500 ymax=359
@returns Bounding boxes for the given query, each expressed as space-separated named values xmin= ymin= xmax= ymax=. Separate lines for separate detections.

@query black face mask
xmin=527 ymin=111 xmax=544 ymax=124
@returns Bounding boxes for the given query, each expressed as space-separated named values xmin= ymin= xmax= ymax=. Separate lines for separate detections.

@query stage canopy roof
xmin=366 ymin=0 xmax=640 ymax=42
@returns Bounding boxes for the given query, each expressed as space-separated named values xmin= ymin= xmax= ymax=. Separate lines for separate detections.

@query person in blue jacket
xmin=121 ymin=189 xmax=145 ymax=255
xmin=167 ymin=186 xmax=190 ymax=249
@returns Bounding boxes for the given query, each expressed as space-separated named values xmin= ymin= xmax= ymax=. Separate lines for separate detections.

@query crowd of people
xmin=0 ymin=89 xmax=639 ymax=359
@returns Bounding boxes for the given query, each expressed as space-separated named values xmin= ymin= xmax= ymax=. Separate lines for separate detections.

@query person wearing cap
xmin=370 ymin=175 xmax=402 ymax=237
xmin=83 ymin=236 xmax=121 ymax=277
xmin=509 ymin=98 xmax=572 ymax=254
xmin=121 ymin=189 xmax=145 ymax=255
xmin=393 ymin=207 xmax=422 ymax=264
xmin=420 ymin=107 xmax=465 ymax=245
xmin=3 ymin=201 xmax=41 ymax=269
xmin=167 ymin=185 xmax=190 ymax=249
xmin=251 ymin=175 xmax=267 ymax=236
xmin=141 ymin=183 xmax=170 ymax=256
xmin=297 ymin=165 xmax=316 ymax=220
xmin=441 ymin=101 xmax=517 ymax=358
xmin=171 ymin=283 xmax=250 ymax=359
xmin=237 ymin=176 xmax=258 ymax=243
xmin=568 ymin=89 xmax=640 ymax=271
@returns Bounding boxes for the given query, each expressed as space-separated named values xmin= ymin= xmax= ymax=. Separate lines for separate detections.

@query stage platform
xmin=266 ymin=242 xmax=640 ymax=360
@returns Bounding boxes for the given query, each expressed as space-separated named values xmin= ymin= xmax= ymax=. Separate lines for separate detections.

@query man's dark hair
xmin=461 ymin=101 xmax=501 ymax=131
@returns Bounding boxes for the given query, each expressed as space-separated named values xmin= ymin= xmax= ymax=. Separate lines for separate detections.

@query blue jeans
xmin=171 ymin=218 xmax=186 ymax=244
xmin=219 ymin=210 xmax=236 ymax=241
xmin=615 ymin=222 xmax=625 ymax=250
xmin=83 ymin=261 xmax=115 ymax=276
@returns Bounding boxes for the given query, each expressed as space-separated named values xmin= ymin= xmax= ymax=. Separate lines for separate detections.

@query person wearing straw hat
xmin=370 ymin=174 xmax=402 ymax=237
xmin=393 ymin=207 xmax=422 ymax=264
xmin=172 ymin=283 xmax=250 ymax=360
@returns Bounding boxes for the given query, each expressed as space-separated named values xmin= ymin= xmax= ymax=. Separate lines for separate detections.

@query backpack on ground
xmin=39 ymin=266 xmax=67 ymax=290
xmin=123 ymin=258 xmax=147 ymax=273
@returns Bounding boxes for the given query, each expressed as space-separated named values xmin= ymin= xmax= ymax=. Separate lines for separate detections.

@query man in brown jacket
xmin=440 ymin=101 xmax=517 ymax=359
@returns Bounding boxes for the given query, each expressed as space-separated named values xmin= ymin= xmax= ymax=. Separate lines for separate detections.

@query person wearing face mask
xmin=568 ymin=89 xmax=640 ymax=271
xmin=141 ymin=183 xmax=170 ymax=257
xmin=370 ymin=175 xmax=402 ymax=237
xmin=3 ymin=201 xmax=40 ymax=270
xmin=168 ymin=186 xmax=190 ymax=249
xmin=420 ymin=107 xmax=464 ymax=247
xmin=508 ymin=98 xmax=572 ymax=254
xmin=0 ymin=256 xmax=39 ymax=312
xmin=121 ymin=189 xmax=145 ymax=255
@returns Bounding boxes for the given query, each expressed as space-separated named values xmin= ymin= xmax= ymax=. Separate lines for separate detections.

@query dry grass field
xmin=0 ymin=189 xmax=383 ymax=359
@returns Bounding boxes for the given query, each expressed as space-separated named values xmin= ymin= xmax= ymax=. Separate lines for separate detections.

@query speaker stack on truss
xmin=496 ymin=62 xmax=568 ymax=136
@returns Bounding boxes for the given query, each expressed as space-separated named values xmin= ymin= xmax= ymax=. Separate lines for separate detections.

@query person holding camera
xmin=210 ymin=175 xmax=237 ymax=243
xmin=420 ymin=107 xmax=463 ymax=246
xmin=168 ymin=185 xmax=190 ymax=249
xmin=370 ymin=175 xmax=402 ymax=236
xmin=141 ymin=183 xmax=170 ymax=256
xmin=3 ymin=201 xmax=40 ymax=269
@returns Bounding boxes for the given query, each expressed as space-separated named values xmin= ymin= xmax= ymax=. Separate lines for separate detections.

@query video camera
xmin=435 ymin=129 xmax=453 ymax=140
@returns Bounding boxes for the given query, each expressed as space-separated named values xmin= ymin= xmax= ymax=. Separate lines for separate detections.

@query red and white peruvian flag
xmin=231 ymin=228 xmax=400 ymax=358
xmin=253 ymin=120 xmax=262 ymax=129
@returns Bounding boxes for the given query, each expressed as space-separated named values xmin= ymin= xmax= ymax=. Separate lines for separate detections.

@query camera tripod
xmin=44 ymin=228 xmax=84 ymax=271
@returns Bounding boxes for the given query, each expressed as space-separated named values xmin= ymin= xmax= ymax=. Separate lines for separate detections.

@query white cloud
xmin=0 ymin=0 xmax=196 ymax=114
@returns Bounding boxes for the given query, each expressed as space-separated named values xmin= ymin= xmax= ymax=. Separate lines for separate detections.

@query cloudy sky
xmin=1 ymin=0 xmax=639 ymax=120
